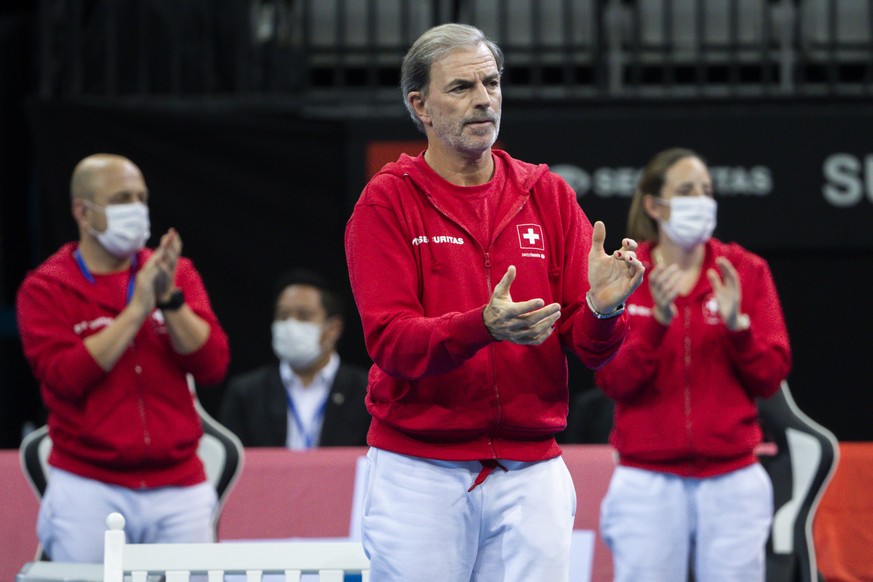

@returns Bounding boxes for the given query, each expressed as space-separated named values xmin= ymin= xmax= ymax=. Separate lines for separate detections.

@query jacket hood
xmin=377 ymin=149 xmax=551 ymax=196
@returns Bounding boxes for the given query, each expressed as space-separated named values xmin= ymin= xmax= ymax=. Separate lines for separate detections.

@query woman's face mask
xmin=658 ymin=196 xmax=717 ymax=251
xmin=272 ymin=318 xmax=324 ymax=370
xmin=86 ymin=201 xmax=151 ymax=258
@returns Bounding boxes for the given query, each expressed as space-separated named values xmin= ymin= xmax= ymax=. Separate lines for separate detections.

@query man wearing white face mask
xmin=220 ymin=269 xmax=370 ymax=449
xmin=594 ymin=148 xmax=792 ymax=582
xmin=16 ymin=153 xmax=230 ymax=562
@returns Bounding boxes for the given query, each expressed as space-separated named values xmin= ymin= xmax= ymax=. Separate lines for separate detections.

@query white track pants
xmin=38 ymin=467 xmax=217 ymax=563
xmin=600 ymin=464 xmax=773 ymax=582
xmin=361 ymin=447 xmax=577 ymax=582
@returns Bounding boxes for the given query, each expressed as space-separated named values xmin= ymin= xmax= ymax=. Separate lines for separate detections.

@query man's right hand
xmin=483 ymin=265 xmax=561 ymax=345
xmin=129 ymin=248 xmax=164 ymax=316
xmin=129 ymin=228 xmax=181 ymax=315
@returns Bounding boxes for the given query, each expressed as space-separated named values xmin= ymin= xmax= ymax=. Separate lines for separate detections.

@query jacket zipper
xmin=422 ymin=181 xmax=535 ymax=460
xmin=484 ymin=251 xmax=502 ymax=455
xmin=132 ymin=342 xmax=151 ymax=488
xmin=683 ymin=306 xmax=694 ymax=457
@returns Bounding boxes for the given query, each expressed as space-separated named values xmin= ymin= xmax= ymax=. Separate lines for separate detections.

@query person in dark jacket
xmin=220 ymin=269 xmax=370 ymax=448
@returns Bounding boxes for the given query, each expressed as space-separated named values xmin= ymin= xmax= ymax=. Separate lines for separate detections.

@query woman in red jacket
xmin=595 ymin=148 xmax=792 ymax=581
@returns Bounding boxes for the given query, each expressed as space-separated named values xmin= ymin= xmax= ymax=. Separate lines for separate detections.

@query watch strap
xmin=157 ymin=289 xmax=185 ymax=311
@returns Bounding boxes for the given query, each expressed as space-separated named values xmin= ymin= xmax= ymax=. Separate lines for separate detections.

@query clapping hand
xmin=483 ymin=265 xmax=562 ymax=345
xmin=707 ymin=256 xmax=749 ymax=331
xmin=648 ymin=263 xmax=681 ymax=325
xmin=151 ymin=228 xmax=182 ymax=301
xmin=130 ymin=228 xmax=182 ymax=313
xmin=586 ymin=221 xmax=645 ymax=315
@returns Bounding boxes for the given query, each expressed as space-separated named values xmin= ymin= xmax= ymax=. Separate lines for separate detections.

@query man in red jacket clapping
xmin=17 ymin=153 xmax=230 ymax=562
xmin=345 ymin=23 xmax=645 ymax=582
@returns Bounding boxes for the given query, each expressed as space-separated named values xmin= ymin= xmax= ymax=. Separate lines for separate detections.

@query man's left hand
xmin=153 ymin=228 xmax=182 ymax=302
xmin=587 ymin=221 xmax=645 ymax=314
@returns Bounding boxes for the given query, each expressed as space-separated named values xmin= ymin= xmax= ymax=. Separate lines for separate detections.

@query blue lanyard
xmin=284 ymin=389 xmax=330 ymax=450
xmin=74 ymin=249 xmax=138 ymax=304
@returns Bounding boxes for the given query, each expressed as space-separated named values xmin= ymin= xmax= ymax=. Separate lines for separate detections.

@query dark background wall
xmin=9 ymin=98 xmax=871 ymax=445
xmin=1 ymin=4 xmax=43 ymax=447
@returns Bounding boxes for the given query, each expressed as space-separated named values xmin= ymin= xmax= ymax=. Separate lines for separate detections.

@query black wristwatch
xmin=156 ymin=289 xmax=185 ymax=311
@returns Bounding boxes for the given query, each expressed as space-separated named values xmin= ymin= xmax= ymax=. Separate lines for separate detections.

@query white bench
xmin=103 ymin=513 xmax=370 ymax=582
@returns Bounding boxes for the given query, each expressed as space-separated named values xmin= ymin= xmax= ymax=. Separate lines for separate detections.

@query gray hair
xmin=401 ymin=23 xmax=504 ymax=133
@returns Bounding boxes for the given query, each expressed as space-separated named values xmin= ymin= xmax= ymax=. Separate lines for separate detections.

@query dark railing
xmin=36 ymin=0 xmax=873 ymax=100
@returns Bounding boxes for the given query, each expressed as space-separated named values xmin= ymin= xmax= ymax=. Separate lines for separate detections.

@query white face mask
xmin=272 ymin=319 xmax=324 ymax=370
xmin=86 ymin=201 xmax=151 ymax=258
xmin=659 ymin=196 xmax=717 ymax=251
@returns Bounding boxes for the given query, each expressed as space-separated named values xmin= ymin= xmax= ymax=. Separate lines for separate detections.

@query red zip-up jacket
xmin=595 ymin=239 xmax=792 ymax=477
xmin=345 ymin=150 xmax=628 ymax=462
xmin=17 ymin=242 xmax=230 ymax=488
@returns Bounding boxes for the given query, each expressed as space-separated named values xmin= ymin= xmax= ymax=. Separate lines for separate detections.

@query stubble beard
xmin=439 ymin=114 xmax=501 ymax=156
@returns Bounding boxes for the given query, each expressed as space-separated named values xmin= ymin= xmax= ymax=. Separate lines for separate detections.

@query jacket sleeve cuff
xmin=174 ymin=328 xmax=230 ymax=386
xmin=727 ymin=324 xmax=754 ymax=352
xmin=637 ymin=313 xmax=671 ymax=347
xmin=447 ymin=306 xmax=498 ymax=359
xmin=71 ymin=342 xmax=109 ymax=388
xmin=579 ymin=303 xmax=628 ymax=341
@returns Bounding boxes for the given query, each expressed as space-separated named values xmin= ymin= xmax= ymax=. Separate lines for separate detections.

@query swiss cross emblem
xmin=517 ymin=224 xmax=544 ymax=250
xmin=703 ymin=294 xmax=721 ymax=325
